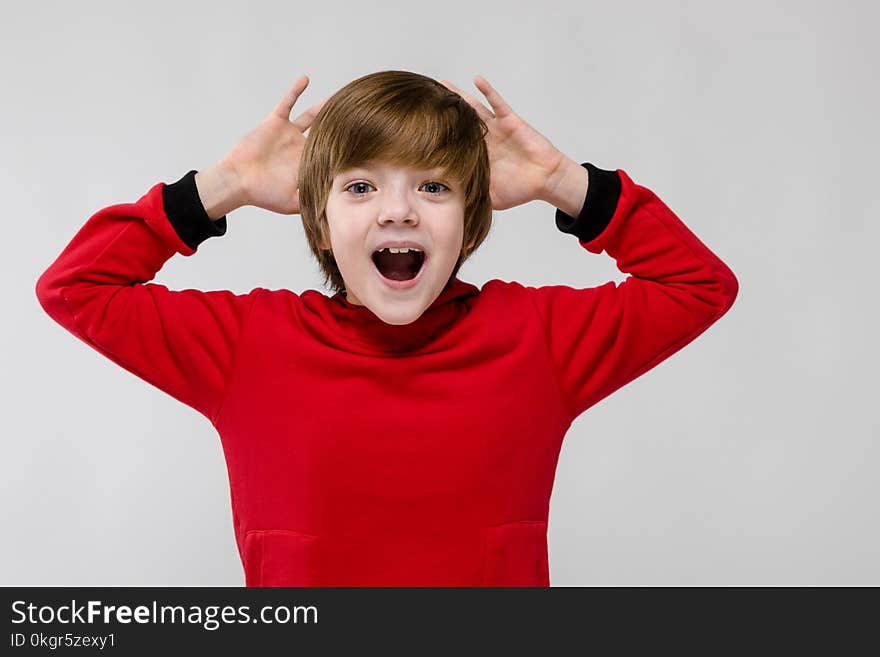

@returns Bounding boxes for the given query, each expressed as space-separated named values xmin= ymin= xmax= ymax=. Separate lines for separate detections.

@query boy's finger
xmin=439 ymin=78 xmax=495 ymax=122
xmin=291 ymin=94 xmax=330 ymax=132
xmin=473 ymin=75 xmax=512 ymax=119
xmin=273 ymin=75 xmax=310 ymax=120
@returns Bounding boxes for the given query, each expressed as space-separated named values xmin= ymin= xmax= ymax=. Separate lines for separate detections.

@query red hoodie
xmin=35 ymin=163 xmax=738 ymax=586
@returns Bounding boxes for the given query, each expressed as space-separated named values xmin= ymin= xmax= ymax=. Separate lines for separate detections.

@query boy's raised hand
xmin=439 ymin=75 xmax=567 ymax=212
xmin=222 ymin=75 xmax=329 ymax=215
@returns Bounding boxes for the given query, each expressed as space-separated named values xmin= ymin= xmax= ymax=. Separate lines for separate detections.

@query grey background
xmin=3 ymin=0 xmax=876 ymax=586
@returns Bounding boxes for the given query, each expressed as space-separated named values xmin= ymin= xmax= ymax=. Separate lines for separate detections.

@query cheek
xmin=442 ymin=221 xmax=466 ymax=256
xmin=435 ymin=209 xmax=466 ymax=244
xmin=324 ymin=211 xmax=363 ymax=252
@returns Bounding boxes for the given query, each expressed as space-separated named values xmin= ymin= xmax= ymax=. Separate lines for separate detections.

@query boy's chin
xmin=368 ymin=297 xmax=430 ymax=325
xmin=365 ymin=282 xmax=437 ymax=325
xmin=355 ymin=258 xmax=455 ymax=323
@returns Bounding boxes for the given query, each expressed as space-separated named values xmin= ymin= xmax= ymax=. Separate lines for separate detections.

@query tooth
xmin=376 ymin=246 xmax=423 ymax=254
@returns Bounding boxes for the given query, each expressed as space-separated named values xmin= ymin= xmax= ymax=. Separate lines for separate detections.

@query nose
xmin=379 ymin=213 xmax=418 ymax=226
xmin=377 ymin=195 xmax=419 ymax=225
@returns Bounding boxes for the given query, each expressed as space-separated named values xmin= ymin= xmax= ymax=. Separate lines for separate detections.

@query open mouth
xmin=371 ymin=247 xmax=427 ymax=281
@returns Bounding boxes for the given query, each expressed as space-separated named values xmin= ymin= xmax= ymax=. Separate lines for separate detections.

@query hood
xmin=298 ymin=276 xmax=481 ymax=355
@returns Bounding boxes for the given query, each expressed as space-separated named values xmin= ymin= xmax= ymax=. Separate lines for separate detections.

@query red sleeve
xmin=34 ymin=171 xmax=260 ymax=424
xmin=527 ymin=166 xmax=739 ymax=423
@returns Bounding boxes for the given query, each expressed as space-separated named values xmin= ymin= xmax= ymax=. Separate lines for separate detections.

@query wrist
xmin=537 ymin=155 xmax=590 ymax=218
xmin=194 ymin=159 xmax=249 ymax=221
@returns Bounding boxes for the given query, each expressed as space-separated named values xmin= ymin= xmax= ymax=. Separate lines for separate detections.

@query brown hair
xmin=297 ymin=70 xmax=493 ymax=295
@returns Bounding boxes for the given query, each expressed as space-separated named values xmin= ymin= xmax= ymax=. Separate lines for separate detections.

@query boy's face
xmin=323 ymin=160 xmax=467 ymax=325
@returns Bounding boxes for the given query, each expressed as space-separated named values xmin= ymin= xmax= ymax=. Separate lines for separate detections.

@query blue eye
xmin=344 ymin=181 xmax=449 ymax=197
xmin=346 ymin=182 xmax=374 ymax=196
xmin=422 ymin=181 xmax=449 ymax=195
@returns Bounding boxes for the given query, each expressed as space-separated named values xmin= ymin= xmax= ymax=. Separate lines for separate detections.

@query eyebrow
xmin=336 ymin=169 xmax=456 ymax=190
xmin=342 ymin=165 xmax=446 ymax=176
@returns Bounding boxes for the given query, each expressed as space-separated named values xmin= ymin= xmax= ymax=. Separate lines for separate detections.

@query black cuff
xmin=161 ymin=169 xmax=228 ymax=250
xmin=554 ymin=162 xmax=621 ymax=243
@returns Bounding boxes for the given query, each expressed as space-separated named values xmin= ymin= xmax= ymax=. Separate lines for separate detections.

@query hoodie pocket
xmin=481 ymin=520 xmax=550 ymax=587
xmin=243 ymin=529 xmax=320 ymax=587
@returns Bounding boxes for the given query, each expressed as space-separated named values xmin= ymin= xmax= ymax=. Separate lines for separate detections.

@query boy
xmin=35 ymin=70 xmax=738 ymax=586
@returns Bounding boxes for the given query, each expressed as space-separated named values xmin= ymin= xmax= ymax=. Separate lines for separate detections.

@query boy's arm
xmin=528 ymin=162 xmax=739 ymax=424
xmin=35 ymin=169 xmax=260 ymax=424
